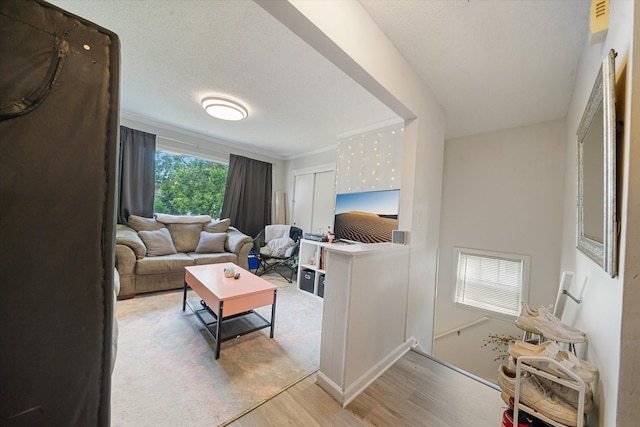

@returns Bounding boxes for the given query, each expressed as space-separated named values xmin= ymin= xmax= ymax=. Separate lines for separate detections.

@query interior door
xmin=312 ymin=170 xmax=336 ymax=233
xmin=292 ymin=173 xmax=314 ymax=233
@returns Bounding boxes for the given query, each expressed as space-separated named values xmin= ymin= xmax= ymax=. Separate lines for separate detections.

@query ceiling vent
xmin=590 ymin=0 xmax=609 ymax=44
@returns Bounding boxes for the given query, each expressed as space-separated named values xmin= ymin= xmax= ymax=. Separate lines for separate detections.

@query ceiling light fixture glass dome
xmin=201 ymin=97 xmax=248 ymax=121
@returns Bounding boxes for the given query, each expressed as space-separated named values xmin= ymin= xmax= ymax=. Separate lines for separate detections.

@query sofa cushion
xmin=195 ymin=231 xmax=227 ymax=253
xmin=135 ymin=253 xmax=194 ymax=275
xmin=166 ymin=223 xmax=202 ymax=253
xmin=188 ymin=252 xmax=237 ymax=266
xmin=138 ymin=228 xmax=177 ymax=256
xmin=155 ymin=213 xmax=211 ymax=224
xmin=128 ymin=215 xmax=165 ymax=232
xmin=203 ymin=218 xmax=230 ymax=233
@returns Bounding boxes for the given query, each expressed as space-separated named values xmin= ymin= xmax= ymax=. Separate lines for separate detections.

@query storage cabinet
xmin=297 ymin=239 xmax=327 ymax=297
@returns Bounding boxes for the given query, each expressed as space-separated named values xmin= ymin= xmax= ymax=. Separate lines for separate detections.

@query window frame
xmin=452 ymin=247 xmax=530 ymax=320
xmin=154 ymin=148 xmax=228 ymax=218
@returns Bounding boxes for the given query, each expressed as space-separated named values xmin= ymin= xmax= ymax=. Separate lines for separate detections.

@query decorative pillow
xmin=167 ymin=223 xmax=202 ymax=253
xmin=203 ymin=218 xmax=231 ymax=234
xmin=128 ymin=215 xmax=164 ymax=232
xmin=138 ymin=228 xmax=177 ymax=256
xmin=195 ymin=231 xmax=227 ymax=253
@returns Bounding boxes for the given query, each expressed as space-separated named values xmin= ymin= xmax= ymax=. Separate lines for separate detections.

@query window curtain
xmin=221 ymin=154 xmax=272 ymax=237
xmin=117 ymin=126 xmax=156 ymax=224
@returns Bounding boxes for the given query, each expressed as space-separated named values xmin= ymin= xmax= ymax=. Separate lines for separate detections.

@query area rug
xmin=110 ymin=273 xmax=322 ymax=426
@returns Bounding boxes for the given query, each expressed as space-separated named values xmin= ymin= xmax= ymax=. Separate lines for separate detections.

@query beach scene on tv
xmin=334 ymin=189 xmax=399 ymax=243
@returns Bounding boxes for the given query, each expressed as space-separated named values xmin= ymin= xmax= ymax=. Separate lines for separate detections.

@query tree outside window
xmin=154 ymin=151 xmax=228 ymax=218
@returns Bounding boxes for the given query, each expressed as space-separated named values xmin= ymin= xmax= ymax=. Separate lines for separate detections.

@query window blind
xmin=455 ymin=249 xmax=528 ymax=317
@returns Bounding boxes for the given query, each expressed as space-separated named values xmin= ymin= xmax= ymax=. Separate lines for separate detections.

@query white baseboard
xmin=315 ymin=371 xmax=343 ymax=404
xmin=412 ymin=340 xmax=425 ymax=353
xmin=317 ymin=337 xmax=416 ymax=407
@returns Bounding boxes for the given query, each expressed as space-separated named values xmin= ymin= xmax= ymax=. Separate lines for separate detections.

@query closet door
xmin=312 ymin=170 xmax=336 ymax=233
xmin=292 ymin=173 xmax=314 ymax=233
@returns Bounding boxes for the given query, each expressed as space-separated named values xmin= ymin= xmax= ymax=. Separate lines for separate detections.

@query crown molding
xmin=120 ymin=110 xmax=286 ymax=161
xmin=284 ymin=143 xmax=337 ymax=161
xmin=120 ymin=111 xmax=399 ymax=163
xmin=335 ymin=117 xmax=404 ymax=139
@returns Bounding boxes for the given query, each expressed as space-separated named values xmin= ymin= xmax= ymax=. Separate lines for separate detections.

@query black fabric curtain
xmin=221 ymin=154 xmax=272 ymax=237
xmin=117 ymin=125 xmax=156 ymax=224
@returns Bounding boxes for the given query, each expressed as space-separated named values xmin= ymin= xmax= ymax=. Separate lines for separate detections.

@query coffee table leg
xmin=182 ymin=280 xmax=188 ymax=311
xmin=215 ymin=301 xmax=223 ymax=359
xmin=270 ymin=289 xmax=277 ymax=338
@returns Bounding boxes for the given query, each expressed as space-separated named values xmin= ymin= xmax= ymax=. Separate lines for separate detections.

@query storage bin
xmin=318 ymin=273 xmax=325 ymax=298
xmin=300 ymin=269 xmax=315 ymax=294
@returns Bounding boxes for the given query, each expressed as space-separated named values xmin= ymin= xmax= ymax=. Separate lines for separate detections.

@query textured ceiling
xmin=48 ymin=0 xmax=590 ymax=158
xmin=48 ymin=0 xmax=398 ymax=159
xmin=360 ymin=0 xmax=590 ymax=139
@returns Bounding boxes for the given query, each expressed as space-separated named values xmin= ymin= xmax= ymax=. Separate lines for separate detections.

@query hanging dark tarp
xmin=0 ymin=0 xmax=120 ymax=425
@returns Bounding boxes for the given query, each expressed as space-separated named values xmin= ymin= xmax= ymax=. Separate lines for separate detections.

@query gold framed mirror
xmin=576 ymin=49 xmax=617 ymax=277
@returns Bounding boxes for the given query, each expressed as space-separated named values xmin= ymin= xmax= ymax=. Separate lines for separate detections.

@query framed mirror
xmin=577 ymin=49 xmax=617 ymax=277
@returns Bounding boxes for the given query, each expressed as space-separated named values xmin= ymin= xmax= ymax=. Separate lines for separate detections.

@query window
xmin=154 ymin=151 xmax=228 ymax=218
xmin=454 ymin=247 xmax=530 ymax=318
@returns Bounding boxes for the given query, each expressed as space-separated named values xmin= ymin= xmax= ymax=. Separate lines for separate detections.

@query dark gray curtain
xmin=221 ymin=154 xmax=272 ymax=237
xmin=118 ymin=126 xmax=156 ymax=224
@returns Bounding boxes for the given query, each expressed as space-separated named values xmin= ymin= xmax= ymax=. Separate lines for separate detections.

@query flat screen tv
xmin=334 ymin=189 xmax=400 ymax=243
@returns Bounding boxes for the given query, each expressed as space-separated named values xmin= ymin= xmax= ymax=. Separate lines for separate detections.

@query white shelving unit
xmin=514 ymin=355 xmax=587 ymax=427
xmin=297 ymin=239 xmax=327 ymax=297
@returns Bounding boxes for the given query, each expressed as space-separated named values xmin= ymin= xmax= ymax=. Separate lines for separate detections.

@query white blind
xmin=455 ymin=250 xmax=526 ymax=317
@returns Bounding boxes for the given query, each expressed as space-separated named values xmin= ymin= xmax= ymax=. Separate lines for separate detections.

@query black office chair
xmin=252 ymin=226 xmax=303 ymax=282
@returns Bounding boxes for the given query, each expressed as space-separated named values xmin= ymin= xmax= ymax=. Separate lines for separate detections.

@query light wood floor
xmin=227 ymin=349 xmax=505 ymax=426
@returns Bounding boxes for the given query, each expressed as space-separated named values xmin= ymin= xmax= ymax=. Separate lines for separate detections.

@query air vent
xmin=590 ymin=0 xmax=609 ymax=44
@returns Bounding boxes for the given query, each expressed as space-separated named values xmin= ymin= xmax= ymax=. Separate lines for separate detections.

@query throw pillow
xmin=138 ymin=228 xmax=177 ymax=256
xmin=166 ymin=223 xmax=202 ymax=253
xmin=128 ymin=215 xmax=164 ymax=232
xmin=195 ymin=231 xmax=227 ymax=253
xmin=203 ymin=218 xmax=231 ymax=233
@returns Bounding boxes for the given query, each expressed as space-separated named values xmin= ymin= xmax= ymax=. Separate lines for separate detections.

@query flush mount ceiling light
xmin=201 ymin=97 xmax=248 ymax=121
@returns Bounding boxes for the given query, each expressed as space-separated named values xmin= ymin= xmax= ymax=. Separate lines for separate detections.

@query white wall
xmin=434 ymin=119 xmax=567 ymax=381
xmin=259 ymin=0 xmax=446 ymax=353
xmin=335 ymin=122 xmax=404 ymax=194
xmin=285 ymin=147 xmax=337 ymax=185
xmin=618 ymin=4 xmax=640 ymax=425
xmin=558 ymin=1 xmax=634 ymax=426
xmin=286 ymin=147 xmax=337 ymax=173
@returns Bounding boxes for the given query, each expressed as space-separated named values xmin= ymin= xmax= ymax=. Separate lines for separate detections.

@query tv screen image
xmin=334 ymin=189 xmax=399 ymax=243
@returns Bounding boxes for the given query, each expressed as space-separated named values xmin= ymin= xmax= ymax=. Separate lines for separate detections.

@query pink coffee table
xmin=182 ymin=262 xmax=277 ymax=359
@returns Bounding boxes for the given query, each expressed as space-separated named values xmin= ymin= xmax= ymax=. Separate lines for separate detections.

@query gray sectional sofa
xmin=115 ymin=215 xmax=254 ymax=299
